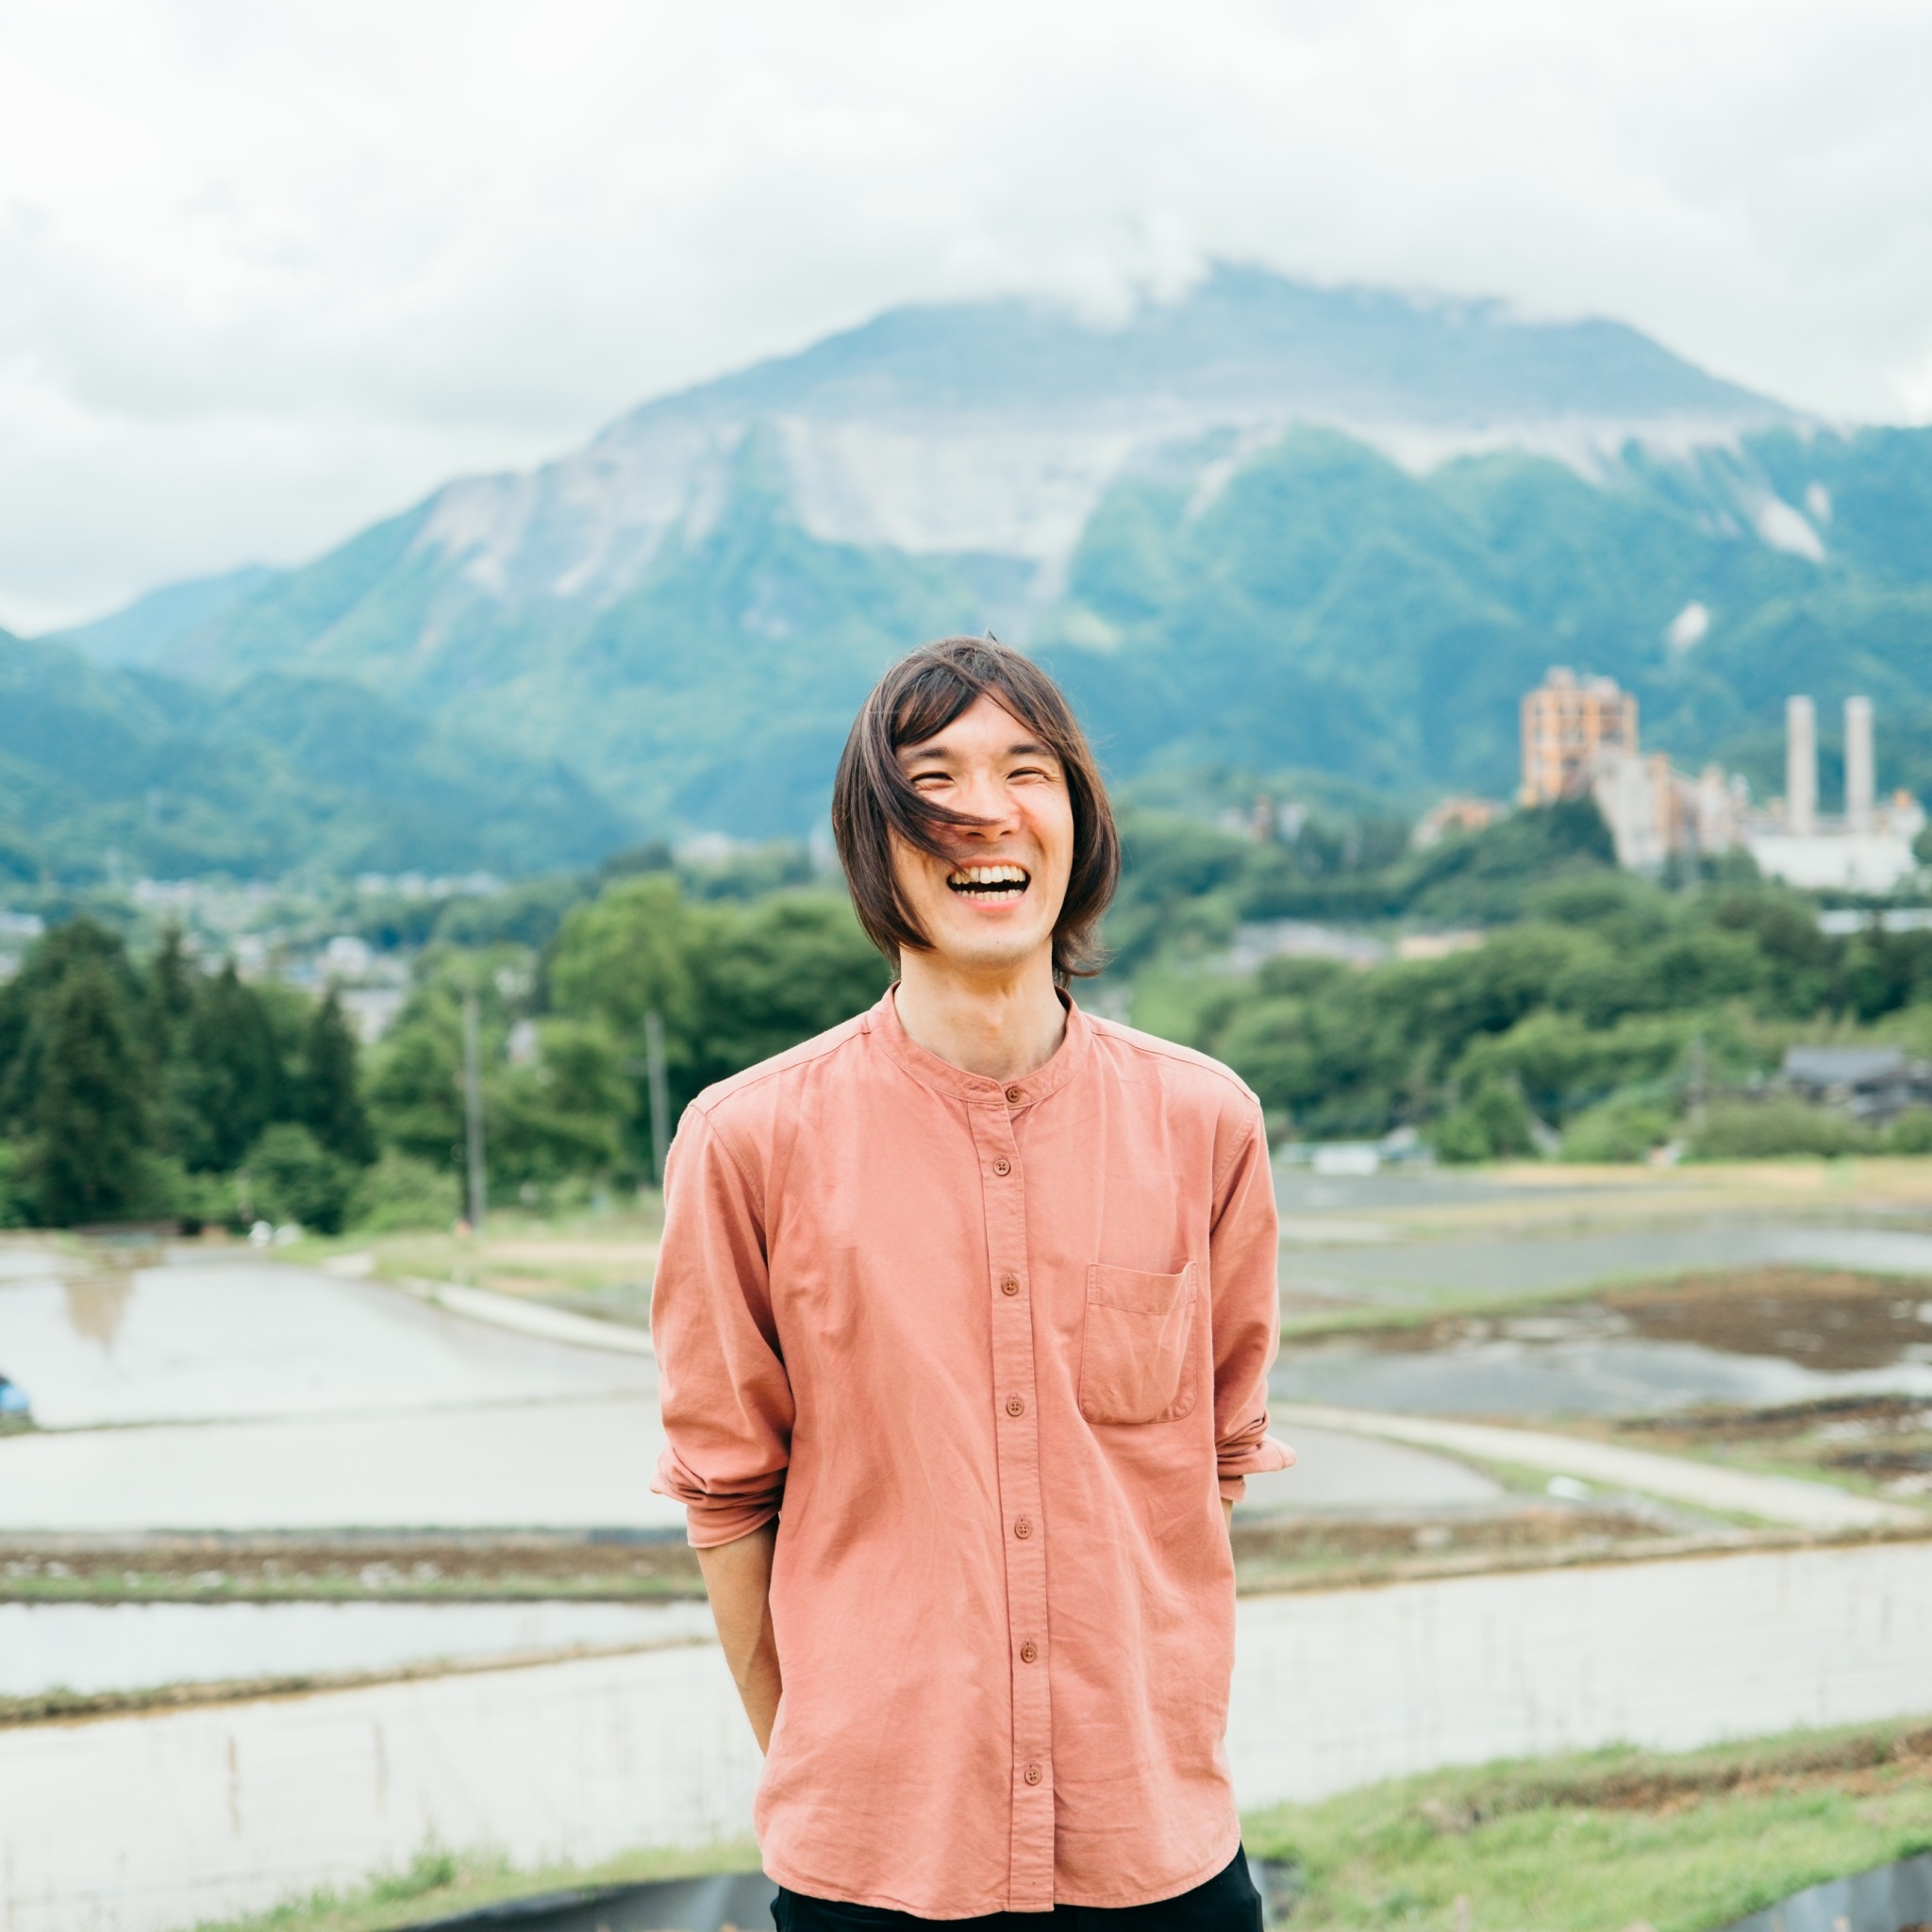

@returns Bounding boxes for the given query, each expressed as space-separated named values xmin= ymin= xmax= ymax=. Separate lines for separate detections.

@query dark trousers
xmin=773 ymin=1844 xmax=1263 ymax=1930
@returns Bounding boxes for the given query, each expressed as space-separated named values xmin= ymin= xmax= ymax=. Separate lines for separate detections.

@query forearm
xmin=1224 ymin=1495 xmax=1235 ymax=1536
xmin=696 ymin=1522 xmax=782 ymax=1751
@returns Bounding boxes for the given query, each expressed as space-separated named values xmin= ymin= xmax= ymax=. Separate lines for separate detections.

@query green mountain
xmin=0 ymin=628 xmax=625 ymax=881
xmin=38 ymin=265 xmax=1932 ymax=868
xmin=1041 ymin=424 xmax=1932 ymax=802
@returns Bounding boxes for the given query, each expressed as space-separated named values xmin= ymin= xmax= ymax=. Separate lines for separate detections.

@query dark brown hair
xmin=832 ymin=637 xmax=1120 ymax=982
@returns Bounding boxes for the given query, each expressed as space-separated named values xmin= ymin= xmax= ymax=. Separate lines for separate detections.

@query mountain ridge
xmin=27 ymin=266 xmax=1929 ymax=875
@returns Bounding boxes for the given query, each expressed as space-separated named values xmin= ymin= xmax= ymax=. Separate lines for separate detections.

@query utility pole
xmin=461 ymin=989 xmax=487 ymax=1232
xmin=644 ymin=1008 xmax=670 ymax=1188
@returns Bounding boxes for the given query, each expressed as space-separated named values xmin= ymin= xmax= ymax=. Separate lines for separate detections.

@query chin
xmin=932 ymin=922 xmax=1052 ymax=974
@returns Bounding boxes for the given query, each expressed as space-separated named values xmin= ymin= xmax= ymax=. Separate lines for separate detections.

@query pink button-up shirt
xmin=652 ymin=990 xmax=1291 ymax=1918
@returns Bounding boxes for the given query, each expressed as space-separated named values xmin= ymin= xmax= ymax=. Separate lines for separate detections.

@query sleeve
xmin=1208 ymin=1095 xmax=1294 ymax=1504
xmin=650 ymin=1104 xmax=795 ymax=1548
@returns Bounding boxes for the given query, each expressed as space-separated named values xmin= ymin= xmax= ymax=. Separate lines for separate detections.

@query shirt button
xmin=1013 ymin=1517 xmax=1032 ymax=1540
xmin=1007 ymin=1394 xmax=1024 ymax=1416
xmin=1005 ymin=1086 xmax=1024 ymax=1104
xmin=1024 ymin=1762 xmax=1043 ymax=1786
xmin=992 ymin=1157 xmax=1011 ymax=1176
xmin=1020 ymin=1641 xmax=1039 ymax=1663
xmin=1000 ymin=1275 xmax=1020 ymax=1296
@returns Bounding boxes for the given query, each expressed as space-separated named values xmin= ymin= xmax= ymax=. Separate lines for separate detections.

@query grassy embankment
xmin=185 ymin=1718 xmax=1932 ymax=1932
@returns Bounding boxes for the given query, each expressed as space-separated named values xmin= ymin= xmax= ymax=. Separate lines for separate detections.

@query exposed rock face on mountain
xmin=42 ymin=264 xmax=1932 ymax=863
xmin=402 ymin=265 xmax=1787 ymax=605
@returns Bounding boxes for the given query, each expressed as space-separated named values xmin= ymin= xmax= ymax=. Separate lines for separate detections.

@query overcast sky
xmin=3 ymin=0 xmax=1929 ymax=633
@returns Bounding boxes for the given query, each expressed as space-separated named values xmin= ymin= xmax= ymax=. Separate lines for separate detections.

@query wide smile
xmin=945 ymin=861 xmax=1031 ymax=901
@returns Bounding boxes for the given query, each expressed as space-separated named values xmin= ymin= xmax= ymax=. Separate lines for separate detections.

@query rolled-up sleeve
xmin=650 ymin=1105 xmax=794 ymax=1547
xmin=1208 ymin=1099 xmax=1294 ymax=1503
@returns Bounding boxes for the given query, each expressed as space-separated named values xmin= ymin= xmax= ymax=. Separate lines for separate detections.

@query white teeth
xmin=947 ymin=863 xmax=1029 ymax=889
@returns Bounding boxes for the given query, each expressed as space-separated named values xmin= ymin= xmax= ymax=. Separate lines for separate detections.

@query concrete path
xmin=393 ymin=1275 xmax=655 ymax=1356
xmin=1278 ymin=1402 xmax=1924 ymax=1530
xmin=1239 ymin=1424 xmax=1503 ymax=1514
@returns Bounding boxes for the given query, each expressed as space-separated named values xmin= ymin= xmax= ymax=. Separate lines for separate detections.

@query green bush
xmin=142 ymin=1153 xmax=240 ymax=1227
xmin=1430 ymin=1078 xmax=1538 ymax=1163
xmin=349 ymin=1149 xmax=461 ymax=1232
xmin=1689 ymin=1100 xmax=1869 ymax=1160
xmin=242 ymin=1123 xmax=356 ymax=1235
xmin=1560 ymin=1100 xmax=1676 ymax=1163
xmin=1883 ymin=1108 xmax=1932 ymax=1154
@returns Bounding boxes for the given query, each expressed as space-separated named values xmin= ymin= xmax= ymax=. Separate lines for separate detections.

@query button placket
xmin=972 ymin=1095 xmax=1054 ymax=1910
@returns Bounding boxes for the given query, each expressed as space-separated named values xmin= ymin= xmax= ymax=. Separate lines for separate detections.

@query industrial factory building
xmin=1520 ymin=670 xmax=1924 ymax=891
xmin=1746 ymin=695 xmax=1924 ymax=892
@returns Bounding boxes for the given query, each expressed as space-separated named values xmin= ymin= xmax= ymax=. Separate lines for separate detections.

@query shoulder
xmin=689 ymin=1011 xmax=872 ymax=1126
xmin=1084 ymin=1013 xmax=1260 ymax=1121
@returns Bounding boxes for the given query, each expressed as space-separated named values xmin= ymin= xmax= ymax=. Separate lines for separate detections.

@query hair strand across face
xmin=831 ymin=637 xmax=1120 ymax=983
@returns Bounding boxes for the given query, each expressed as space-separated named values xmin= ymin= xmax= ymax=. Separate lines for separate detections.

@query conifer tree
xmin=143 ymin=925 xmax=196 ymax=1060
xmin=175 ymin=963 xmax=285 ymax=1172
xmin=0 ymin=917 xmax=138 ymax=1139
xmin=32 ymin=958 xmax=149 ymax=1225
xmin=301 ymin=989 xmax=376 ymax=1166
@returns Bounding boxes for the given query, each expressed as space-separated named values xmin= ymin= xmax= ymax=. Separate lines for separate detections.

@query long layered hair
xmin=831 ymin=638 xmax=1120 ymax=983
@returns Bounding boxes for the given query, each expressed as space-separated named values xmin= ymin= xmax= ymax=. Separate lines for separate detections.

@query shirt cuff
xmin=1217 ymin=1432 xmax=1295 ymax=1484
xmin=652 ymin=1448 xmax=787 ymax=1549
xmin=683 ymin=1501 xmax=781 ymax=1549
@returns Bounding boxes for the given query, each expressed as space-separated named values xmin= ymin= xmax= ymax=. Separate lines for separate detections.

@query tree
xmin=0 ymin=917 xmax=136 ymax=1137
xmin=143 ymin=925 xmax=196 ymax=1061
xmin=243 ymin=1122 xmax=355 ymax=1235
xmin=548 ymin=874 xmax=705 ymax=1041
xmin=31 ymin=958 xmax=150 ymax=1224
xmin=174 ymin=964 xmax=286 ymax=1172
xmin=301 ymin=990 xmax=376 ymax=1166
xmin=690 ymin=895 xmax=892 ymax=1094
xmin=364 ymin=990 xmax=464 ymax=1171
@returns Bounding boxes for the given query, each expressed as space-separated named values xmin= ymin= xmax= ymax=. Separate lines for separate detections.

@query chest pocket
xmin=1078 ymin=1262 xmax=1199 ymax=1425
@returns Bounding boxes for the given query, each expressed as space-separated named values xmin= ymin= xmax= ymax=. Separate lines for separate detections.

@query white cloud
xmin=2 ymin=0 xmax=1930 ymax=629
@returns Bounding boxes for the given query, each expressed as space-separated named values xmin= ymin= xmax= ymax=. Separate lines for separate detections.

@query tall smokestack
xmin=1845 ymin=695 xmax=1874 ymax=834
xmin=1787 ymin=695 xmax=1817 ymax=836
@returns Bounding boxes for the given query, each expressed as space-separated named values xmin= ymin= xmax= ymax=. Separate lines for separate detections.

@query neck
xmin=892 ymin=947 xmax=1068 ymax=1082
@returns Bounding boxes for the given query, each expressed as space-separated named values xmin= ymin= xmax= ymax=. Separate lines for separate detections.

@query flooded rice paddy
xmin=0 ymin=1597 xmax=712 ymax=1701
xmin=1274 ymin=1268 xmax=1932 ymax=1418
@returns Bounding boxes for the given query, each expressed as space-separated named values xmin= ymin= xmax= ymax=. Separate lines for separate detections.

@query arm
xmin=1209 ymin=1097 xmax=1295 ymax=1504
xmin=650 ymin=1108 xmax=795 ymax=1746
xmin=697 ymin=1522 xmax=782 ymax=1752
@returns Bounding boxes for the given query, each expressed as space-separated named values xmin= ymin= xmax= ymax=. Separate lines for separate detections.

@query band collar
xmin=862 ymin=983 xmax=1091 ymax=1109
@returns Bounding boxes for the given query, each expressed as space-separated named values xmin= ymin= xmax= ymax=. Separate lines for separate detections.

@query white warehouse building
xmin=1746 ymin=695 xmax=1924 ymax=893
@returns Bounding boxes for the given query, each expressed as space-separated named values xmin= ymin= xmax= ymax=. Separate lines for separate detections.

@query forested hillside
xmin=0 ymin=627 xmax=625 ymax=879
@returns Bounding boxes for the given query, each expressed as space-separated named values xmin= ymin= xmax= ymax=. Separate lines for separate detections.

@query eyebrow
xmin=900 ymin=738 xmax=1058 ymax=764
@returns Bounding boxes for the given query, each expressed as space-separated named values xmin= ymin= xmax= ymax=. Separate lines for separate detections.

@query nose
xmin=953 ymin=764 xmax=1018 ymax=832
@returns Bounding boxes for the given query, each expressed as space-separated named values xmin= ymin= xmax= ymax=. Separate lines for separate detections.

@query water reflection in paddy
xmin=0 ymin=1261 xmax=649 ymax=1430
xmin=0 ymin=1597 xmax=713 ymax=1700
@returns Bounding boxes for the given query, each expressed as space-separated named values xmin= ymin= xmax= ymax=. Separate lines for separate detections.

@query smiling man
xmin=652 ymin=637 xmax=1291 ymax=1927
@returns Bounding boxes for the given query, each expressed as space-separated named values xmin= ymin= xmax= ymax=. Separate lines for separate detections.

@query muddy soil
xmin=0 ymin=1532 xmax=707 ymax=1602
xmin=1608 ymin=1269 xmax=1932 ymax=1372
xmin=1617 ymin=1390 xmax=1932 ymax=1494
xmin=1324 ymin=1267 xmax=1932 ymax=1372
xmin=0 ymin=1512 xmax=1689 ymax=1604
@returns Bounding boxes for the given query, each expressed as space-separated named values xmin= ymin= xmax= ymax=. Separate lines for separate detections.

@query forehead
xmin=897 ymin=691 xmax=1051 ymax=758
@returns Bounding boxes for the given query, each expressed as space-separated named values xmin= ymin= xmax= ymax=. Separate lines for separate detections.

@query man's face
xmin=891 ymin=692 xmax=1075 ymax=978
